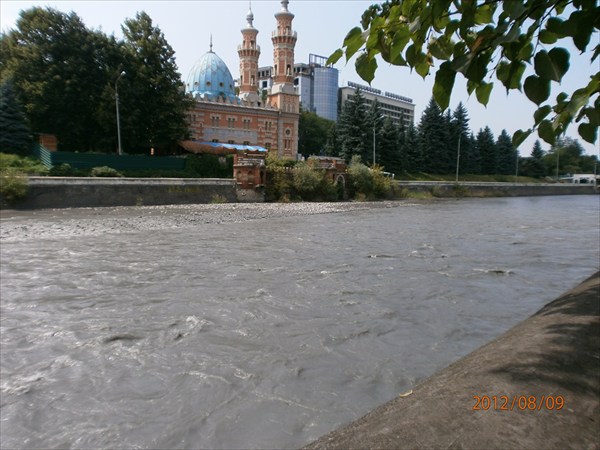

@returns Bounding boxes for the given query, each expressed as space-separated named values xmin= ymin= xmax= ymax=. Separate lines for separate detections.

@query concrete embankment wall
xmin=2 ymin=178 xmax=597 ymax=209
xmin=12 ymin=177 xmax=241 ymax=209
xmin=395 ymin=180 xmax=598 ymax=197
xmin=305 ymin=271 xmax=600 ymax=450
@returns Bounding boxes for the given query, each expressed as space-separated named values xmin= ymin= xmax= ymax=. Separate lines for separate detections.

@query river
xmin=1 ymin=196 xmax=598 ymax=449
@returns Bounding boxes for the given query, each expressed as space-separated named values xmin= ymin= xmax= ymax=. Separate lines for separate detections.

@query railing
xmin=31 ymin=144 xmax=186 ymax=171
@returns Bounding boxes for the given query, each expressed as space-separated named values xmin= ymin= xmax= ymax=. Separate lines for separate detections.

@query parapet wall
xmin=395 ymin=181 xmax=598 ymax=197
xmin=13 ymin=177 xmax=239 ymax=209
xmin=2 ymin=178 xmax=596 ymax=209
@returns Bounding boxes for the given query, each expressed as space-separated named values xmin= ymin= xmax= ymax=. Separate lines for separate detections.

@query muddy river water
xmin=1 ymin=196 xmax=598 ymax=449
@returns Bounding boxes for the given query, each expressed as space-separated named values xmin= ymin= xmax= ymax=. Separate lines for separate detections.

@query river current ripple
xmin=1 ymin=196 xmax=598 ymax=449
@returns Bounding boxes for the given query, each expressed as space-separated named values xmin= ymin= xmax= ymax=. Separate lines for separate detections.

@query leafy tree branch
xmin=328 ymin=0 xmax=599 ymax=147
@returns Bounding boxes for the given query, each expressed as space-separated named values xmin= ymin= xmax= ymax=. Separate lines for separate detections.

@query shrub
xmin=265 ymin=165 xmax=293 ymax=201
xmin=90 ymin=166 xmax=124 ymax=177
xmin=372 ymin=166 xmax=392 ymax=199
xmin=348 ymin=156 xmax=374 ymax=198
xmin=211 ymin=194 xmax=228 ymax=204
xmin=0 ymin=169 xmax=28 ymax=205
xmin=0 ymin=153 xmax=48 ymax=175
xmin=292 ymin=162 xmax=323 ymax=200
xmin=50 ymin=163 xmax=75 ymax=176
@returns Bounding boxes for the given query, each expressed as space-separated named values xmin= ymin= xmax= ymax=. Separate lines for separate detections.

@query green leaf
xmin=343 ymin=27 xmax=366 ymax=62
xmin=390 ymin=27 xmax=411 ymax=65
xmin=546 ymin=18 xmax=565 ymax=37
xmin=578 ymin=122 xmax=598 ymax=143
xmin=355 ymin=52 xmax=377 ymax=84
xmin=474 ymin=4 xmax=495 ymax=24
xmin=535 ymin=48 xmax=570 ymax=82
xmin=475 ymin=81 xmax=493 ymax=106
xmin=467 ymin=79 xmax=477 ymax=95
xmin=433 ymin=61 xmax=456 ymax=110
xmin=429 ymin=35 xmax=453 ymax=60
xmin=406 ymin=43 xmax=419 ymax=68
xmin=502 ymin=1 xmax=526 ymax=20
xmin=548 ymin=47 xmax=570 ymax=81
xmin=497 ymin=60 xmax=526 ymax=90
xmin=539 ymin=30 xmax=557 ymax=44
xmin=415 ymin=57 xmax=430 ymax=78
xmin=513 ymin=129 xmax=532 ymax=148
xmin=524 ymin=75 xmax=550 ymax=105
xmin=534 ymin=105 xmax=552 ymax=124
xmin=327 ymin=48 xmax=343 ymax=66
xmin=538 ymin=119 xmax=556 ymax=145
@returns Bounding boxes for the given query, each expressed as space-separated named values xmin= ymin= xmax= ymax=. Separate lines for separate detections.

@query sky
xmin=1 ymin=0 xmax=598 ymax=157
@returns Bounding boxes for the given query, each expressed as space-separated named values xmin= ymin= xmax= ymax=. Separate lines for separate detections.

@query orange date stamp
xmin=472 ymin=395 xmax=564 ymax=411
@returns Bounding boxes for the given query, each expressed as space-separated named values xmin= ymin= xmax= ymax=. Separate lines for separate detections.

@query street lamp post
xmin=115 ymin=71 xmax=125 ymax=156
xmin=372 ymin=115 xmax=384 ymax=166
xmin=455 ymin=133 xmax=461 ymax=183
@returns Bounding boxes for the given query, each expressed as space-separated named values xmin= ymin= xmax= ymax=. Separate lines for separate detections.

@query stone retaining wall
xmin=394 ymin=181 xmax=598 ymax=197
xmin=12 ymin=177 xmax=240 ymax=209
xmin=2 ymin=178 xmax=596 ymax=209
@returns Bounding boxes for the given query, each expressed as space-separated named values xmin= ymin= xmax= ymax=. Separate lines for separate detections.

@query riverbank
xmin=304 ymin=271 xmax=600 ymax=450
xmin=0 ymin=200 xmax=407 ymax=242
xmin=1 ymin=177 xmax=597 ymax=209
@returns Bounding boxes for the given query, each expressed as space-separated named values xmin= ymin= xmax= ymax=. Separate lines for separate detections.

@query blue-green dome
xmin=186 ymin=49 xmax=237 ymax=102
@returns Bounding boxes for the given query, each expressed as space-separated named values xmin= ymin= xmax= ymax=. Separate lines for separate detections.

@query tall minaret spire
xmin=269 ymin=0 xmax=299 ymax=158
xmin=238 ymin=1 xmax=261 ymax=104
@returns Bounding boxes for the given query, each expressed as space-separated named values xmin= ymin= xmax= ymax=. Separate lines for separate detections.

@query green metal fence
xmin=32 ymin=144 xmax=186 ymax=171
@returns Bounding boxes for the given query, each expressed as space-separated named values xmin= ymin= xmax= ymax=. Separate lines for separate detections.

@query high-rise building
xmin=339 ymin=81 xmax=415 ymax=129
xmin=259 ymin=54 xmax=339 ymax=121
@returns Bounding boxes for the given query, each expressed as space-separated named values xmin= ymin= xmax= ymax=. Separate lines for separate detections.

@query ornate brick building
xmin=185 ymin=0 xmax=300 ymax=160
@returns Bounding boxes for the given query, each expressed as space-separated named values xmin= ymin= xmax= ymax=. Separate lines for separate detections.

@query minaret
xmin=238 ymin=3 xmax=260 ymax=104
xmin=269 ymin=0 xmax=299 ymax=113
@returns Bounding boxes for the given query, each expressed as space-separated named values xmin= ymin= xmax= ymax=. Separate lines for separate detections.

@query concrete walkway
xmin=305 ymin=271 xmax=600 ymax=450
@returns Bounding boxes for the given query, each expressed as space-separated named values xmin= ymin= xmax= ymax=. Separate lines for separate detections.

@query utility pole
xmin=455 ymin=134 xmax=461 ymax=183
xmin=115 ymin=71 xmax=125 ymax=155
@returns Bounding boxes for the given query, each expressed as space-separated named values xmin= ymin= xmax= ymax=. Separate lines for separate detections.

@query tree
xmin=0 ymin=80 xmax=32 ymax=155
xmin=367 ymin=99 xmax=384 ymax=165
xmin=329 ymin=1 xmax=599 ymax=147
xmin=378 ymin=116 xmax=402 ymax=174
xmin=298 ymin=109 xmax=335 ymax=158
xmin=338 ymin=87 xmax=369 ymax=162
xmin=400 ymin=122 xmax=420 ymax=172
xmin=450 ymin=102 xmax=473 ymax=175
xmin=496 ymin=129 xmax=517 ymax=175
xmin=544 ymin=137 xmax=598 ymax=175
xmin=1 ymin=7 xmax=116 ymax=151
xmin=323 ymin=122 xmax=340 ymax=157
xmin=120 ymin=12 xmax=192 ymax=153
xmin=476 ymin=126 xmax=497 ymax=175
xmin=418 ymin=97 xmax=452 ymax=174
xmin=520 ymin=139 xmax=547 ymax=177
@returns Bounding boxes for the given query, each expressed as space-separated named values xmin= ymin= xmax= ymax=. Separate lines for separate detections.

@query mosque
xmin=182 ymin=0 xmax=300 ymax=160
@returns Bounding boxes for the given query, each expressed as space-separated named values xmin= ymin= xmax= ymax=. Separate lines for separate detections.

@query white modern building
xmin=339 ymin=81 xmax=415 ymax=129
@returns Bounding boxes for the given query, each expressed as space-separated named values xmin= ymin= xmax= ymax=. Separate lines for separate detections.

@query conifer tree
xmin=323 ymin=122 xmax=340 ymax=157
xmin=338 ymin=87 xmax=368 ymax=162
xmin=450 ymin=102 xmax=473 ymax=175
xmin=0 ymin=80 xmax=32 ymax=155
xmin=417 ymin=98 xmax=452 ymax=174
xmin=496 ymin=129 xmax=517 ymax=175
xmin=522 ymin=139 xmax=547 ymax=178
xmin=377 ymin=117 xmax=401 ymax=174
xmin=476 ymin=126 xmax=497 ymax=175
xmin=367 ymin=99 xmax=384 ymax=165
xmin=401 ymin=122 xmax=420 ymax=172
